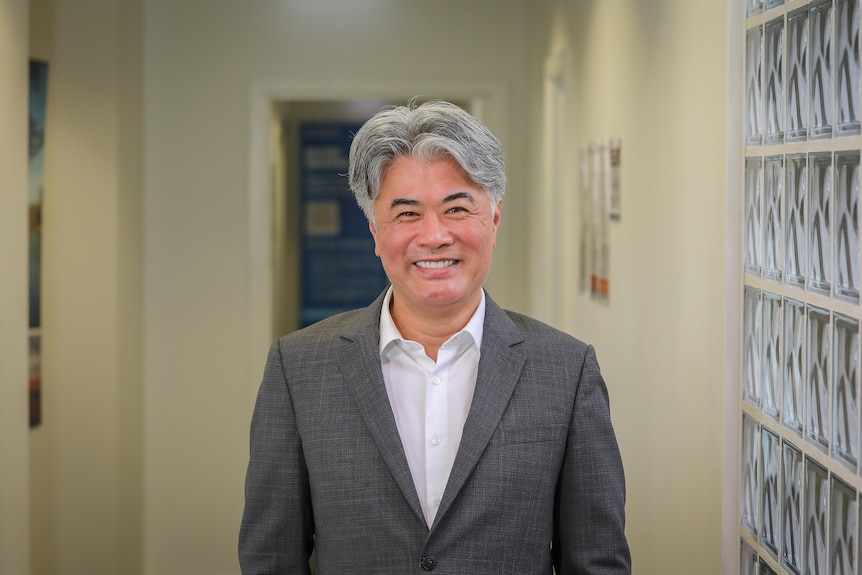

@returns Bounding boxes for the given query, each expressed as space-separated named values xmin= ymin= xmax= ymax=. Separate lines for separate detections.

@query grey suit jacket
xmin=239 ymin=291 xmax=631 ymax=574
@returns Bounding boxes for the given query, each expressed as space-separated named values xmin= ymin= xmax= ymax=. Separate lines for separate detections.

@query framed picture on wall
xmin=29 ymin=59 xmax=48 ymax=428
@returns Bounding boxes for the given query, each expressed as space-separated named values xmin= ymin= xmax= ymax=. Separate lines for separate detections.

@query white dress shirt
xmin=379 ymin=287 xmax=485 ymax=528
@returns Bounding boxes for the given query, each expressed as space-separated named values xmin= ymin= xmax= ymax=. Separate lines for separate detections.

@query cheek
xmin=377 ymin=226 xmax=414 ymax=252
xmin=373 ymin=232 xmax=403 ymax=263
xmin=472 ymin=227 xmax=498 ymax=252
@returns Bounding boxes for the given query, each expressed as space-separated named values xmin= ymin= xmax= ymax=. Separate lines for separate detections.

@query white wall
xmin=527 ymin=1 xmax=729 ymax=572
xmin=0 ymin=1 xmax=31 ymax=574
xmin=143 ymin=2 xmax=530 ymax=572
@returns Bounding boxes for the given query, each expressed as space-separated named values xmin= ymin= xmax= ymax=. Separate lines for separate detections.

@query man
xmin=239 ymin=100 xmax=631 ymax=574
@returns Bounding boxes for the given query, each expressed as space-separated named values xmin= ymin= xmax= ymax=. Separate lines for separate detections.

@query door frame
xmin=245 ymin=79 xmax=508 ymax=393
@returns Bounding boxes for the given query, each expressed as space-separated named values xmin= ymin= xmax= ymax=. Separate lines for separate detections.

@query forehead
xmin=378 ymin=156 xmax=480 ymax=200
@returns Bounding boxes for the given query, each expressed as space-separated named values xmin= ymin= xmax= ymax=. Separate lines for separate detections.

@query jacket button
xmin=420 ymin=555 xmax=437 ymax=571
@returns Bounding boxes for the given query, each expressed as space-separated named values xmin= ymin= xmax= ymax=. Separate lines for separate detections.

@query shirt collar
xmin=379 ymin=287 xmax=486 ymax=354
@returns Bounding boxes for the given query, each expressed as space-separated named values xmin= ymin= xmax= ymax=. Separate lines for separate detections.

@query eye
xmin=445 ymin=205 xmax=470 ymax=216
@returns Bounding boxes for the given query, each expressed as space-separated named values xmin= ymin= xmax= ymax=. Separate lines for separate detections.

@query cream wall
xmin=1 ymin=0 xmax=31 ymax=574
xmin=27 ymin=2 xmax=56 ymax=572
xmin=27 ymin=1 xmax=144 ymax=574
xmin=527 ymin=1 xmax=730 ymax=572
xmin=143 ymin=2 xmax=529 ymax=573
xmin=14 ymin=1 xmax=737 ymax=573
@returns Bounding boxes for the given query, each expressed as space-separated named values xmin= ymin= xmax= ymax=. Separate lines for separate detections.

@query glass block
xmin=786 ymin=154 xmax=808 ymax=287
xmin=758 ymin=557 xmax=778 ymax=575
xmin=833 ymin=314 xmax=860 ymax=469
xmin=742 ymin=538 xmax=759 ymax=575
xmin=766 ymin=18 xmax=786 ymax=144
xmin=784 ymin=298 xmax=806 ymax=434
xmin=804 ymin=458 xmax=829 ymax=575
xmin=788 ymin=7 xmax=810 ymax=142
xmin=835 ymin=152 xmax=860 ymax=302
xmin=808 ymin=153 xmax=833 ymax=294
xmin=742 ymin=413 xmax=761 ymax=536
xmin=763 ymin=292 xmax=783 ymax=419
xmin=782 ymin=441 xmax=803 ymax=573
xmin=760 ymin=558 xmax=779 ymax=575
xmin=836 ymin=0 xmax=861 ymax=136
xmin=745 ymin=286 xmax=764 ymax=409
xmin=807 ymin=306 xmax=831 ymax=452
xmin=747 ymin=157 xmax=764 ymax=276
xmin=765 ymin=156 xmax=784 ymax=282
xmin=761 ymin=426 xmax=781 ymax=554
xmin=766 ymin=0 xmax=784 ymax=10
xmin=831 ymin=476 xmax=858 ymax=575
xmin=748 ymin=25 xmax=765 ymax=145
xmin=810 ymin=0 xmax=835 ymax=139
xmin=748 ymin=0 xmax=764 ymax=20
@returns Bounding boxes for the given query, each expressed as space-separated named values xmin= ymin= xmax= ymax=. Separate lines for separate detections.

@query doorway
xmin=245 ymin=83 xmax=507 ymax=389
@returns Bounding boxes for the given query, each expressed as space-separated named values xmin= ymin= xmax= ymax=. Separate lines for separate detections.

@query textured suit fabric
xmin=239 ymin=291 xmax=631 ymax=574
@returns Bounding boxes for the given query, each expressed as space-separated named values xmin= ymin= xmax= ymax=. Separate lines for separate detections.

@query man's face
xmin=369 ymin=155 xmax=501 ymax=317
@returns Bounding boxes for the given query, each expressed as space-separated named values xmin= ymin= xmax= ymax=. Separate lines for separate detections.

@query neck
xmin=389 ymin=291 xmax=481 ymax=362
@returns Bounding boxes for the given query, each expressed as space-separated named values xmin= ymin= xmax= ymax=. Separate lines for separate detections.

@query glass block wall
xmin=741 ymin=0 xmax=862 ymax=573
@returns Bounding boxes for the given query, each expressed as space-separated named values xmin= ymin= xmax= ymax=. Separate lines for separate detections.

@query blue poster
xmin=299 ymin=122 xmax=389 ymax=327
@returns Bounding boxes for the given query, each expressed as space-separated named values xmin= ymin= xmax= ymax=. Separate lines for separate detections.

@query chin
xmin=416 ymin=289 xmax=474 ymax=308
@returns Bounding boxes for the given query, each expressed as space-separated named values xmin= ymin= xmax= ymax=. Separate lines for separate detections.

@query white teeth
xmin=416 ymin=260 xmax=455 ymax=269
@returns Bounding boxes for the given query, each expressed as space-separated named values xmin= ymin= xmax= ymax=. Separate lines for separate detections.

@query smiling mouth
xmin=416 ymin=259 xmax=457 ymax=269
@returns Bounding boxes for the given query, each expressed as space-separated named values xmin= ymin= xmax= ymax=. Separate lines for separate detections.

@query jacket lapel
xmin=432 ymin=296 xmax=526 ymax=529
xmin=337 ymin=292 xmax=426 ymax=526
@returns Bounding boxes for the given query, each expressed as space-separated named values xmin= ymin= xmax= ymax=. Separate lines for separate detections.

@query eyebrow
xmin=390 ymin=198 xmax=419 ymax=208
xmin=444 ymin=191 xmax=476 ymax=203
xmin=388 ymin=191 xmax=476 ymax=209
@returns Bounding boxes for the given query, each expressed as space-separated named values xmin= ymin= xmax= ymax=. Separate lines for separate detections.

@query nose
xmin=418 ymin=212 xmax=453 ymax=249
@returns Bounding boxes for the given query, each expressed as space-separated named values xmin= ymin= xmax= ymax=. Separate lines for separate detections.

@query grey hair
xmin=348 ymin=99 xmax=506 ymax=221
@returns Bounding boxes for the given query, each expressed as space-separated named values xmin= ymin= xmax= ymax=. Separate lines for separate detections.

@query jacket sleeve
xmin=239 ymin=341 xmax=314 ymax=575
xmin=553 ymin=344 xmax=632 ymax=574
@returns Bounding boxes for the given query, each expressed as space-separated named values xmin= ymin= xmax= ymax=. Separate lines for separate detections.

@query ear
xmin=491 ymin=199 xmax=502 ymax=248
xmin=368 ymin=218 xmax=381 ymax=257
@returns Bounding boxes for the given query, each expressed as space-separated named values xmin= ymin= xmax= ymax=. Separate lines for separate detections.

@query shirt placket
xmin=424 ymin=359 xmax=448 ymax=526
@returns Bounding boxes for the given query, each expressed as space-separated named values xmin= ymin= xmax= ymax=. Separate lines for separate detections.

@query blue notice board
xmin=299 ymin=122 xmax=389 ymax=327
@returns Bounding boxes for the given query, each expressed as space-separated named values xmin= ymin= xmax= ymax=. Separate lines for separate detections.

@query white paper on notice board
xmin=608 ymin=137 xmax=621 ymax=221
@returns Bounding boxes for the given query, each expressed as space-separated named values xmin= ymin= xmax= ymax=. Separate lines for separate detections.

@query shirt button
xmin=432 ymin=376 xmax=441 ymax=385
xmin=420 ymin=555 xmax=437 ymax=571
xmin=433 ymin=497 xmax=442 ymax=506
xmin=431 ymin=434 xmax=442 ymax=446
